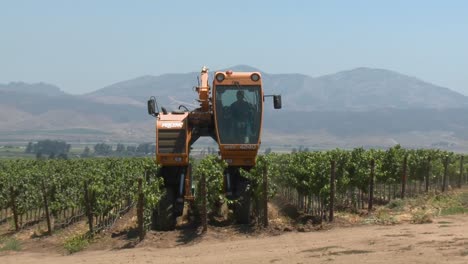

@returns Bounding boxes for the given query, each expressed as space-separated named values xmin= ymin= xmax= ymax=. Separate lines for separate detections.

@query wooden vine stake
xmin=329 ymin=160 xmax=336 ymax=222
xmin=458 ymin=155 xmax=464 ymax=189
xmin=10 ymin=187 xmax=19 ymax=231
xmin=368 ymin=159 xmax=375 ymax=213
xmin=84 ymin=181 xmax=93 ymax=233
xmin=137 ymin=177 xmax=145 ymax=241
xmin=263 ymin=164 xmax=268 ymax=228
xmin=41 ymin=178 xmax=52 ymax=235
xmin=425 ymin=157 xmax=431 ymax=193
xmin=401 ymin=155 xmax=407 ymax=199
xmin=442 ymin=156 xmax=449 ymax=192
xmin=201 ymin=172 xmax=207 ymax=233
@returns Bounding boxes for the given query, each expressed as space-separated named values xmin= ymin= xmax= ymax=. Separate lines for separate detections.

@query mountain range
xmin=85 ymin=65 xmax=468 ymax=111
xmin=1 ymin=65 xmax=468 ymax=151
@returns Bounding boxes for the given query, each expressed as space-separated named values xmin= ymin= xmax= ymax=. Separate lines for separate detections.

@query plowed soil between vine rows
xmin=2 ymin=198 xmax=468 ymax=264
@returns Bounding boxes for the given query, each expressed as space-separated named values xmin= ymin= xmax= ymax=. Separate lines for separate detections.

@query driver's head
xmin=236 ymin=90 xmax=244 ymax=101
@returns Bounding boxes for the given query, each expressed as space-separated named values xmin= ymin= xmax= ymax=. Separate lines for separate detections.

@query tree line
xmin=25 ymin=140 xmax=155 ymax=158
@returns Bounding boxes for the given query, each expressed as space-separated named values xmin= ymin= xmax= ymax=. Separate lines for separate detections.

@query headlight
xmin=250 ymin=73 xmax=260 ymax=82
xmin=215 ymin=73 xmax=225 ymax=82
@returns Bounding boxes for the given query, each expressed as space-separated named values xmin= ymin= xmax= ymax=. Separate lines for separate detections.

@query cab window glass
xmin=215 ymin=85 xmax=261 ymax=144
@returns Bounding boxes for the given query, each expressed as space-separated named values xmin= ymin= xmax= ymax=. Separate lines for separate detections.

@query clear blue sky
xmin=1 ymin=0 xmax=467 ymax=95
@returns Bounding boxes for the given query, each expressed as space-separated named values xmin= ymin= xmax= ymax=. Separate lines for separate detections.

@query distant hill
xmin=87 ymin=66 xmax=468 ymax=111
xmin=0 ymin=82 xmax=64 ymax=96
xmin=0 ymin=90 xmax=146 ymax=121
xmin=265 ymin=108 xmax=468 ymax=138
xmin=0 ymin=87 xmax=149 ymax=142
xmin=292 ymin=68 xmax=468 ymax=111
xmin=2 ymin=66 xmax=468 ymax=150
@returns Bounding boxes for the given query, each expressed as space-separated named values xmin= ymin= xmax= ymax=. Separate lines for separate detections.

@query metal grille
xmin=158 ymin=129 xmax=186 ymax=153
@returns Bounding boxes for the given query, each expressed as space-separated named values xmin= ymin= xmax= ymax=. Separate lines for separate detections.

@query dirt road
xmin=2 ymin=214 xmax=467 ymax=264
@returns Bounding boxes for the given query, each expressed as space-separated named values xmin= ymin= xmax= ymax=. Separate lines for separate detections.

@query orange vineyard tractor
xmin=147 ymin=66 xmax=281 ymax=230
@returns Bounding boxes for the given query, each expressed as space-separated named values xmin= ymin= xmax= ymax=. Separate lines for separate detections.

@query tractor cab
xmin=213 ymin=71 xmax=264 ymax=166
xmin=215 ymin=85 xmax=262 ymax=144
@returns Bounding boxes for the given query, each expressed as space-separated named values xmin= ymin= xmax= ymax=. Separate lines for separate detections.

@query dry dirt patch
xmin=1 ymin=214 xmax=467 ymax=264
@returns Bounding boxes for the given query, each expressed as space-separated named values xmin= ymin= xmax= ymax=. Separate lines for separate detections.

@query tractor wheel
xmin=234 ymin=181 xmax=252 ymax=224
xmin=152 ymin=187 xmax=176 ymax=231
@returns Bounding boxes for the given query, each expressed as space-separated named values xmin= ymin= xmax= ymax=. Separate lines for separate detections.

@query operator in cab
xmin=230 ymin=90 xmax=254 ymax=143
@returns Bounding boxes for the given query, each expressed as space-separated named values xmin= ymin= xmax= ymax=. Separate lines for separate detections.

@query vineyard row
xmin=0 ymin=146 xmax=467 ymax=236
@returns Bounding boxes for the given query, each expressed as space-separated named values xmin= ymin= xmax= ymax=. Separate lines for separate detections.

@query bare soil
xmin=1 ymin=197 xmax=468 ymax=264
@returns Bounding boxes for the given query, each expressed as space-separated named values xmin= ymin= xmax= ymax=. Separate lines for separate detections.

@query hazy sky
xmin=1 ymin=0 xmax=467 ymax=95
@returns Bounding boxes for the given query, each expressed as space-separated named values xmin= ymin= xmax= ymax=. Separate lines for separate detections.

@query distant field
xmin=0 ymin=146 xmax=34 ymax=159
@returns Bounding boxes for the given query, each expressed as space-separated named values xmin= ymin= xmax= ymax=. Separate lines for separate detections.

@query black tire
xmin=152 ymin=187 xmax=176 ymax=231
xmin=234 ymin=181 xmax=252 ymax=224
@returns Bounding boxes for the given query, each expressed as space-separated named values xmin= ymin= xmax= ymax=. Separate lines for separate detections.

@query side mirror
xmin=273 ymin=95 xmax=282 ymax=109
xmin=147 ymin=97 xmax=159 ymax=117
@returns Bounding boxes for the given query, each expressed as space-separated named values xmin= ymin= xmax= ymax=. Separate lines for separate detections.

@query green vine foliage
xmin=380 ymin=145 xmax=406 ymax=184
xmin=262 ymin=147 xmax=460 ymax=214
xmin=0 ymin=157 xmax=162 ymax=230
xmin=238 ymin=155 xmax=274 ymax=219
xmin=0 ymin=147 xmax=464 ymax=228
xmin=140 ymin=158 xmax=163 ymax=227
xmin=193 ymin=155 xmax=227 ymax=215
